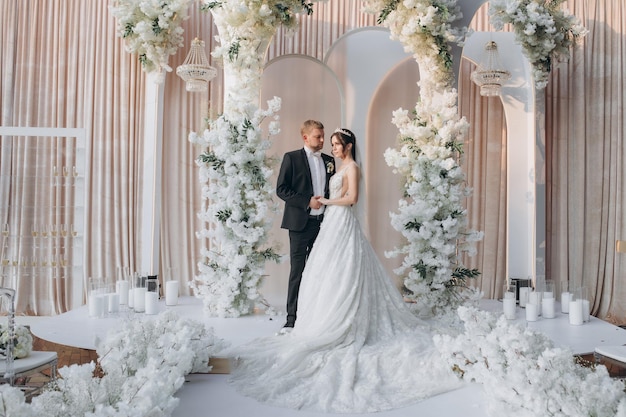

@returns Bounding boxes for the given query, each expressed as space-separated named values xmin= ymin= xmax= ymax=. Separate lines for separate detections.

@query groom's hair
xmin=301 ymin=120 xmax=324 ymax=136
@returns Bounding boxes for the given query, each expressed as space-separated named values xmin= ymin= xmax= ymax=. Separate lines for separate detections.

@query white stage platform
xmin=27 ymin=297 xmax=626 ymax=417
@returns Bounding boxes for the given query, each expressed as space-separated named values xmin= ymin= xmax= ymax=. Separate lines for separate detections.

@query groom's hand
xmin=310 ymin=196 xmax=323 ymax=209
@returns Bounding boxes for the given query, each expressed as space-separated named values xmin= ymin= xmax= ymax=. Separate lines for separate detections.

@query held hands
xmin=317 ymin=196 xmax=329 ymax=206
xmin=310 ymin=196 xmax=324 ymax=210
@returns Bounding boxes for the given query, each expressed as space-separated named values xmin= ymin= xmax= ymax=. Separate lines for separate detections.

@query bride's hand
xmin=318 ymin=197 xmax=329 ymax=205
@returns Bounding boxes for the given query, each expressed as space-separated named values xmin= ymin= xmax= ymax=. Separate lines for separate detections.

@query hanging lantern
xmin=471 ymin=41 xmax=511 ymax=97
xmin=176 ymin=38 xmax=217 ymax=93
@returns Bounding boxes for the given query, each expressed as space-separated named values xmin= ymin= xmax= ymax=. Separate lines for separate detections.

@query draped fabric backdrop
xmin=0 ymin=0 xmax=625 ymax=323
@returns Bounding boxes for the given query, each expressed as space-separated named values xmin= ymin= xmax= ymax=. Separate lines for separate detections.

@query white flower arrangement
xmin=0 ymin=310 xmax=228 ymax=417
xmin=0 ymin=323 xmax=33 ymax=359
xmin=384 ymin=89 xmax=483 ymax=315
xmin=110 ymin=0 xmax=192 ymax=80
xmin=189 ymin=97 xmax=283 ymax=317
xmin=434 ymin=307 xmax=626 ymax=416
xmin=362 ymin=0 xmax=467 ymax=93
xmin=187 ymin=1 xmax=319 ymax=317
xmin=489 ymin=0 xmax=587 ymax=89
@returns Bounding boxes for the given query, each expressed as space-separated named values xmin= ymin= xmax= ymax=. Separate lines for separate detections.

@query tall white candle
xmin=134 ymin=287 xmax=147 ymax=312
xmin=542 ymin=297 xmax=555 ymax=319
xmin=116 ymin=280 xmax=129 ymax=305
xmin=560 ymin=291 xmax=570 ymax=313
xmin=108 ymin=293 xmax=120 ymax=313
xmin=145 ymin=291 xmax=158 ymax=315
xmin=529 ymin=292 xmax=542 ymax=316
xmin=165 ymin=280 xmax=179 ymax=306
xmin=128 ymin=288 xmax=135 ymax=308
xmin=569 ymin=299 xmax=583 ymax=325
xmin=582 ymin=299 xmax=590 ymax=322
xmin=519 ymin=287 xmax=530 ymax=308
xmin=503 ymin=298 xmax=516 ymax=320
xmin=525 ymin=303 xmax=538 ymax=321
xmin=88 ymin=294 xmax=105 ymax=318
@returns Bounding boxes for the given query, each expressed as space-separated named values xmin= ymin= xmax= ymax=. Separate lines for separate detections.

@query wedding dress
xmin=228 ymin=166 xmax=461 ymax=413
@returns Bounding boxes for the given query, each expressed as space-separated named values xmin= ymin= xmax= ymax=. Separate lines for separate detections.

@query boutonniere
xmin=326 ymin=161 xmax=334 ymax=174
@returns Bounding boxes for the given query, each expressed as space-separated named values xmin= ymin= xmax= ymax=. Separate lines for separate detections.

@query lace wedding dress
xmin=228 ymin=166 xmax=461 ymax=413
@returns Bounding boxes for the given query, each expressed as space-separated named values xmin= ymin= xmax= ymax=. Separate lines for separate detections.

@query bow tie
xmin=312 ymin=151 xmax=321 ymax=157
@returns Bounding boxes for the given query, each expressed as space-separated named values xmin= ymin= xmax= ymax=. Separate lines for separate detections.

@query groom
xmin=276 ymin=120 xmax=335 ymax=332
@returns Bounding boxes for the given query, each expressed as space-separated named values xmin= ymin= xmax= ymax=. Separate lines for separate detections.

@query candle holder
xmin=569 ymin=288 xmax=584 ymax=325
xmin=502 ymin=283 xmax=516 ymax=320
xmin=133 ymin=274 xmax=147 ymax=313
xmin=165 ymin=267 xmax=179 ymax=306
xmin=145 ymin=277 xmax=159 ymax=315
xmin=560 ymin=280 xmax=570 ymax=314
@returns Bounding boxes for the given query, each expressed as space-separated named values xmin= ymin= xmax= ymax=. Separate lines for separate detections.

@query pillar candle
xmin=145 ymin=291 xmax=158 ymax=315
xmin=560 ymin=291 xmax=570 ymax=313
xmin=88 ymin=294 xmax=105 ymax=318
xmin=569 ymin=299 xmax=583 ymax=325
xmin=542 ymin=297 xmax=555 ymax=319
xmin=582 ymin=299 xmax=590 ymax=322
xmin=134 ymin=287 xmax=147 ymax=312
xmin=116 ymin=280 xmax=129 ymax=305
xmin=128 ymin=288 xmax=135 ymax=308
xmin=108 ymin=293 xmax=120 ymax=313
xmin=165 ymin=280 xmax=179 ymax=306
xmin=525 ymin=303 xmax=538 ymax=322
xmin=503 ymin=298 xmax=516 ymax=320
xmin=519 ymin=287 xmax=530 ymax=308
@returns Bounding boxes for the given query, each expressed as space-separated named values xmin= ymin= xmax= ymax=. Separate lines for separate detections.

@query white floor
xmin=20 ymin=297 xmax=626 ymax=417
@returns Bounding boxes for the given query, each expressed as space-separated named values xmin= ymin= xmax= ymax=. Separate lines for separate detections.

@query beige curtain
xmin=545 ymin=0 xmax=626 ymax=322
xmin=0 ymin=0 xmax=145 ymax=314
xmin=2 ymin=0 xmax=626 ymax=324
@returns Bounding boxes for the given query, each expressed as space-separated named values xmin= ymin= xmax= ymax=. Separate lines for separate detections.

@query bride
xmin=228 ymin=128 xmax=461 ymax=413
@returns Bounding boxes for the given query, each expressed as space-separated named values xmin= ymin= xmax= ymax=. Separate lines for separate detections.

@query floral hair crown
xmin=333 ymin=128 xmax=352 ymax=138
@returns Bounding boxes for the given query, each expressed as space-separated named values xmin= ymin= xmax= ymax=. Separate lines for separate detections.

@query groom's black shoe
xmin=277 ymin=320 xmax=294 ymax=335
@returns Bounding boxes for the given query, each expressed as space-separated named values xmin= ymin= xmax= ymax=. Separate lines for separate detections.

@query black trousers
xmin=285 ymin=216 xmax=322 ymax=325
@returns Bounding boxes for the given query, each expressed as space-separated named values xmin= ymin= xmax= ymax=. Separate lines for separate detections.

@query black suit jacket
xmin=277 ymin=148 xmax=335 ymax=231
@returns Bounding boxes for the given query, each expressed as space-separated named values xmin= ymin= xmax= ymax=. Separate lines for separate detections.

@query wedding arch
xmin=112 ymin=0 xmax=586 ymax=318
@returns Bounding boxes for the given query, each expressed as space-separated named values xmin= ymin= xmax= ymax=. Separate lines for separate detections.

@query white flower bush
xmin=0 ymin=323 xmax=33 ymax=359
xmin=111 ymin=0 xmax=191 ymax=80
xmin=362 ymin=0 xmax=466 ymax=94
xmin=0 ymin=310 xmax=227 ymax=417
xmin=189 ymin=98 xmax=282 ymax=317
xmin=188 ymin=0 xmax=319 ymax=317
xmin=435 ymin=307 xmax=626 ymax=417
xmin=489 ymin=0 xmax=587 ymax=89
xmin=364 ymin=0 xmax=483 ymax=315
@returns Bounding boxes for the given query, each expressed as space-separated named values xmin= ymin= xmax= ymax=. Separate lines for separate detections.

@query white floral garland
xmin=0 ymin=310 xmax=228 ymax=417
xmin=434 ymin=307 xmax=626 ymax=416
xmin=0 ymin=324 xmax=33 ymax=359
xmin=111 ymin=0 xmax=192 ymax=81
xmin=189 ymin=98 xmax=282 ymax=317
xmin=489 ymin=0 xmax=587 ymax=89
xmin=363 ymin=0 xmax=483 ymax=315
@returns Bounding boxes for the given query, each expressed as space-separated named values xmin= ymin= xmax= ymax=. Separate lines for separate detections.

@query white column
xmin=140 ymin=73 xmax=164 ymax=277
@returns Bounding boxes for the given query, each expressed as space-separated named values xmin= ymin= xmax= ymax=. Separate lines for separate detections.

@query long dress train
xmin=227 ymin=166 xmax=461 ymax=413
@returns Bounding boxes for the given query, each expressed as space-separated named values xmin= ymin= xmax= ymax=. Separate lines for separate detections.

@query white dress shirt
xmin=305 ymin=147 xmax=325 ymax=216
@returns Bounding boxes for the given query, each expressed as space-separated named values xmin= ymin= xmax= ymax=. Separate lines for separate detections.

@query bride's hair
xmin=332 ymin=128 xmax=357 ymax=161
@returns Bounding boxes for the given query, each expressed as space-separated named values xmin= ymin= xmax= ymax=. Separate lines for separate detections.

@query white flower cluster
xmin=362 ymin=0 xmax=466 ymax=93
xmin=110 ymin=0 xmax=191 ymax=78
xmin=189 ymin=97 xmax=282 ymax=317
xmin=0 ymin=310 xmax=227 ymax=417
xmin=0 ymin=323 xmax=33 ymax=359
xmin=434 ymin=307 xmax=626 ymax=417
xmin=385 ymin=89 xmax=483 ymax=315
xmin=489 ymin=0 xmax=587 ymax=89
